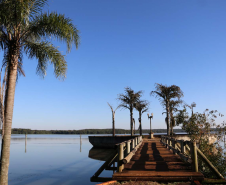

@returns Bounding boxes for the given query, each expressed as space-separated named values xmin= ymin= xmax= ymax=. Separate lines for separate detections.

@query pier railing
xmin=161 ymin=136 xmax=224 ymax=179
xmin=91 ymin=135 xmax=143 ymax=182
xmin=117 ymin=135 xmax=143 ymax=172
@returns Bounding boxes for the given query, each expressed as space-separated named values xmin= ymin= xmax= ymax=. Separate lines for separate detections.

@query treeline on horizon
xmin=0 ymin=128 xmax=188 ymax=135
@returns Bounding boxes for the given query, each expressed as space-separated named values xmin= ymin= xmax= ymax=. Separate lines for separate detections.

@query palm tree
xmin=0 ymin=0 xmax=80 ymax=183
xmin=151 ymin=83 xmax=183 ymax=136
xmin=135 ymin=100 xmax=149 ymax=136
xmin=118 ymin=87 xmax=142 ymax=136
xmin=107 ymin=103 xmax=120 ymax=136
xmin=162 ymin=100 xmax=182 ymax=135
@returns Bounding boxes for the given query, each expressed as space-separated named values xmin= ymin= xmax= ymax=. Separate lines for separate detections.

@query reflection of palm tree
xmin=0 ymin=0 xmax=80 ymax=183
xmin=107 ymin=103 xmax=120 ymax=136
xmin=135 ymin=100 xmax=149 ymax=136
xmin=118 ymin=87 xmax=142 ymax=136
xmin=151 ymin=83 xmax=183 ymax=135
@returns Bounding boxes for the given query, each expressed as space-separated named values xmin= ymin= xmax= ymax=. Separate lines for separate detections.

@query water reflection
xmin=89 ymin=147 xmax=116 ymax=161
xmin=88 ymin=147 xmax=117 ymax=182
xmin=80 ymin=134 xmax=82 ymax=152
xmin=0 ymin=134 xmax=114 ymax=185
xmin=25 ymin=134 xmax=27 ymax=153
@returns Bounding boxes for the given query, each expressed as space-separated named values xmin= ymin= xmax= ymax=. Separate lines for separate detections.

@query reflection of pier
xmin=89 ymin=148 xmax=116 ymax=161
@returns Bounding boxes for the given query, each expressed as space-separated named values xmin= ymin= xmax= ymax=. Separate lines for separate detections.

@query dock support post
xmin=191 ymin=141 xmax=198 ymax=172
xmin=117 ymin=143 xmax=124 ymax=172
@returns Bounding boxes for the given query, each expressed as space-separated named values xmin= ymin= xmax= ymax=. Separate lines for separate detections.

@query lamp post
xmin=147 ymin=113 xmax=153 ymax=138
xmin=191 ymin=102 xmax=196 ymax=116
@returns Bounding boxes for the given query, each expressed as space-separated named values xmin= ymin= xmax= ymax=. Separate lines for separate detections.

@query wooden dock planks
xmin=113 ymin=138 xmax=204 ymax=182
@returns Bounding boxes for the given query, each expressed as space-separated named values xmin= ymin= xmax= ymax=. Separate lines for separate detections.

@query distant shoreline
xmin=0 ymin=128 xmax=186 ymax=135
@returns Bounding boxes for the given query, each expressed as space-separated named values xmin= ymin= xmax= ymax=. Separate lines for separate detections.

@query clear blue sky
xmin=5 ymin=0 xmax=226 ymax=130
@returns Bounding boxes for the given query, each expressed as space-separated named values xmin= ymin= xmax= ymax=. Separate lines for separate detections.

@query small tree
xmin=151 ymin=83 xmax=183 ymax=135
xmin=135 ymin=100 xmax=149 ymax=136
xmin=107 ymin=103 xmax=120 ymax=136
xmin=176 ymin=108 xmax=226 ymax=178
xmin=118 ymin=87 xmax=142 ymax=136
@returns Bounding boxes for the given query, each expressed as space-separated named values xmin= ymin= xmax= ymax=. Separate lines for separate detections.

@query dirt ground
xmin=109 ymin=181 xmax=192 ymax=185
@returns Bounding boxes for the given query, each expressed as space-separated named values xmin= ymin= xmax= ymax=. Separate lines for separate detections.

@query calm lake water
xmin=0 ymin=133 xmax=225 ymax=185
xmin=1 ymin=134 xmax=115 ymax=185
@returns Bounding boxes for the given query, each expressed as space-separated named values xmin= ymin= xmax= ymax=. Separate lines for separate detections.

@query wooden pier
xmin=112 ymin=138 xmax=204 ymax=182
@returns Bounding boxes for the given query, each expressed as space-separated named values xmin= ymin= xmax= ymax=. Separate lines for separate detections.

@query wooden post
xmin=191 ymin=141 xmax=198 ymax=172
xmin=197 ymin=147 xmax=224 ymax=179
xmin=172 ymin=138 xmax=176 ymax=154
xmin=180 ymin=140 xmax=184 ymax=154
xmin=169 ymin=138 xmax=171 ymax=150
xmin=117 ymin=143 xmax=124 ymax=172
xmin=166 ymin=137 xmax=168 ymax=148
xmin=135 ymin=138 xmax=137 ymax=146
xmin=132 ymin=139 xmax=135 ymax=149
xmin=126 ymin=141 xmax=131 ymax=155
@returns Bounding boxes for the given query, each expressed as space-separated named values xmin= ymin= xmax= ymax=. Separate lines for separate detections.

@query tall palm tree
xmin=151 ymin=83 xmax=183 ymax=136
xmin=0 ymin=0 xmax=80 ymax=183
xmin=135 ymin=100 xmax=149 ymax=136
xmin=118 ymin=87 xmax=142 ymax=136
xmin=107 ymin=103 xmax=120 ymax=136
xmin=162 ymin=100 xmax=182 ymax=135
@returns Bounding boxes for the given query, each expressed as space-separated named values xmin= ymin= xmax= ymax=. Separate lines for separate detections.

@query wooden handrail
xmin=117 ymin=136 xmax=143 ymax=172
xmin=160 ymin=136 xmax=225 ymax=179
xmin=122 ymin=141 xmax=142 ymax=164
xmin=196 ymin=148 xmax=224 ymax=179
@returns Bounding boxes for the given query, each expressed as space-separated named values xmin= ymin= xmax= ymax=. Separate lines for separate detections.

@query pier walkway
xmin=112 ymin=138 xmax=204 ymax=182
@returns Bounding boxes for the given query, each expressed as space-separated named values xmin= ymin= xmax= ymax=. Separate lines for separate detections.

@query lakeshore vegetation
xmin=1 ymin=128 xmax=186 ymax=135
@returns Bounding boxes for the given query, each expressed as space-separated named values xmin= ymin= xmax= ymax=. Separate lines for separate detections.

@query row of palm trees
xmin=108 ymin=87 xmax=149 ymax=137
xmin=109 ymin=84 xmax=184 ymax=137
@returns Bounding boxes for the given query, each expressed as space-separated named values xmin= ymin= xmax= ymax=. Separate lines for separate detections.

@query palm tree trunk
xmin=0 ymin=61 xmax=18 ymax=185
xmin=130 ymin=107 xmax=133 ymax=136
xmin=171 ymin=125 xmax=173 ymax=135
xmin=139 ymin=111 xmax=142 ymax=136
xmin=112 ymin=112 xmax=115 ymax=136
xmin=166 ymin=101 xmax=170 ymax=136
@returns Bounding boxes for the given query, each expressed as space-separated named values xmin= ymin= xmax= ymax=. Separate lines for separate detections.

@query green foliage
xmin=0 ymin=0 xmax=80 ymax=80
xmin=151 ymin=83 xmax=183 ymax=135
xmin=118 ymin=87 xmax=143 ymax=110
xmin=178 ymin=108 xmax=226 ymax=178
xmin=135 ymin=100 xmax=149 ymax=114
